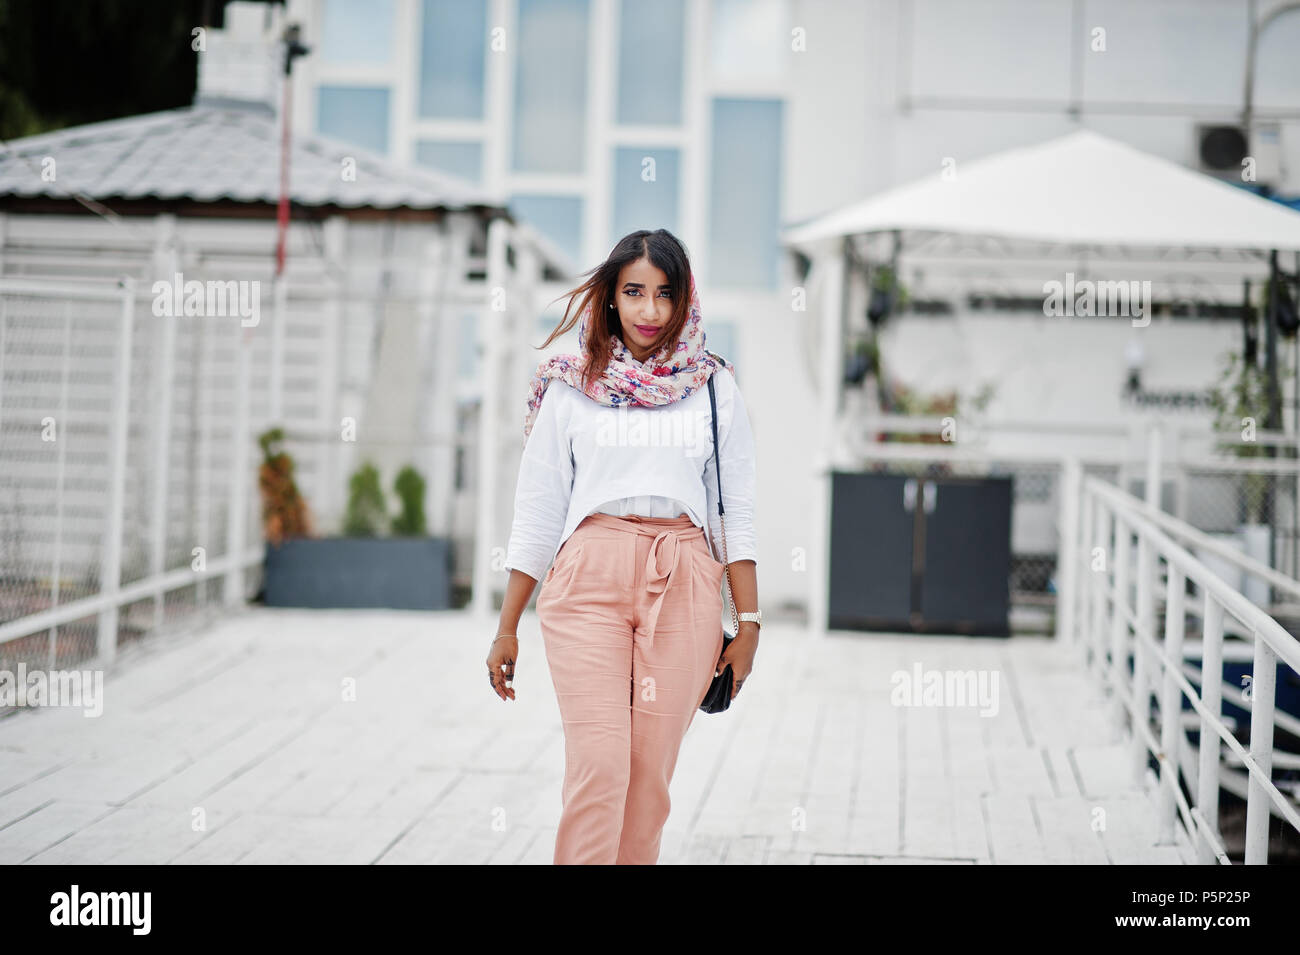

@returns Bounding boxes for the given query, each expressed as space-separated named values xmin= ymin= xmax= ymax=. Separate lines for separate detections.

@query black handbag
xmin=698 ymin=374 xmax=742 ymax=714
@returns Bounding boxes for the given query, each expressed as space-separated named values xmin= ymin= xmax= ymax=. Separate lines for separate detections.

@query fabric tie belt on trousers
xmin=578 ymin=512 xmax=705 ymax=649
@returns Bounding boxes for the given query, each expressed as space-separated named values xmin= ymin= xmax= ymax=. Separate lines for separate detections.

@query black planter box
xmin=263 ymin=537 xmax=452 ymax=610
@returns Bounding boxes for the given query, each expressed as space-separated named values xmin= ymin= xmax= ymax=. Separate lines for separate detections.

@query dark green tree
xmin=0 ymin=0 xmax=223 ymax=140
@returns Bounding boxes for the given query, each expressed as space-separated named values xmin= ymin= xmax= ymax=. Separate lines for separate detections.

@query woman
xmin=485 ymin=228 xmax=761 ymax=865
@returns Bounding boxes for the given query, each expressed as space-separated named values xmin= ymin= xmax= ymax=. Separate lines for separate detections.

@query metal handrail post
xmin=96 ymin=278 xmax=135 ymax=662
xmin=1195 ymin=594 xmax=1226 ymax=864
xmin=1245 ymin=634 xmax=1278 ymax=864
xmin=1110 ymin=511 xmax=1131 ymax=733
xmin=1157 ymin=566 xmax=1187 ymax=843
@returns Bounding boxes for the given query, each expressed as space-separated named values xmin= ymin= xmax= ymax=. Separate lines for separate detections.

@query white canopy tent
xmin=781 ymin=128 xmax=1300 ymax=637
xmin=785 ymin=129 xmax=1300 ymax=255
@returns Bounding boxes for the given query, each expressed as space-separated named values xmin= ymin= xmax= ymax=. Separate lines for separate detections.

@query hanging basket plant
xmin=867 ymin=265 xmax=910 ymax=326
xmin=1206 ymin=347 xmax=1280 ymax=525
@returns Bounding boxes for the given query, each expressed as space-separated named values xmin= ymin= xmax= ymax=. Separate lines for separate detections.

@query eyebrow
xmin=622 ymin=282 xmax=671 ymax=289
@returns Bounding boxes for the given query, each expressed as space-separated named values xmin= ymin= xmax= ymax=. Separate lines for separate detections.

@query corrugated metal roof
xmin=0 ymin=100 xmax=507 ymax=212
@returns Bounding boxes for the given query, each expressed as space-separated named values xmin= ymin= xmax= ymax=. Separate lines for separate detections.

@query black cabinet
xmin=829 ymin=471 xmax=1012 ymax=636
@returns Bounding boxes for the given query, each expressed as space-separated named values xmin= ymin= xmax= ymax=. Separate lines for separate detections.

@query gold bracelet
xmin=493 ymin=633 xmax=516 ymax=643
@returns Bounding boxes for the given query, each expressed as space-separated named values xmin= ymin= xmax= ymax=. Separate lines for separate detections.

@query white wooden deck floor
xmin=0 ymin=607 xmax=1194 ymax=864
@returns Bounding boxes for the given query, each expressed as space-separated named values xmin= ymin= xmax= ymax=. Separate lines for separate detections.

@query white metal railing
xmin=0 ymin=548 xmax=263 ymax=648
xmin=1063 ymin=460 xmax=1300 ymax=864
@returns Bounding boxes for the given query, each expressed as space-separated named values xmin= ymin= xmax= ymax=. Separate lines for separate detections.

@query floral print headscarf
xmin=523 ymin=271 xmax=734 ymax=438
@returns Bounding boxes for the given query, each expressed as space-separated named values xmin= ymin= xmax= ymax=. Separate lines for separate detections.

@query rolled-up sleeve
xmin=503 ymin=384 xmax=573 ymax=580
xmin=703 ymin=374 xmax=757 ymax=564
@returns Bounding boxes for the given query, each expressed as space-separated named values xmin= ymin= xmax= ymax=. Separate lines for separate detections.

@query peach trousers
xmin=536 ymin=511 xmax=726 ymax=865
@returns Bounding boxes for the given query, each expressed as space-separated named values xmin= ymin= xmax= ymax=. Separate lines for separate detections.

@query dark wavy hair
xmin=538 ymin=229 xmax=695 ymax=396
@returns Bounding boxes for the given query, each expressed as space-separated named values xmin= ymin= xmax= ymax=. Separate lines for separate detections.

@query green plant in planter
xmin=344 ymin=461 xmax=387 ymax=537
xmin=883 ymin=380 xmax=957 ymax=444
xmin=257 ymin=427 xmax=312 ymax=545
xmin=391 ymin=465 xmax=427 ymax=536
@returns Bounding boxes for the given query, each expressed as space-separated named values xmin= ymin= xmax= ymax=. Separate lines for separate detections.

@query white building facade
xmin=284 ymin=0 xmax=1300 ymax=618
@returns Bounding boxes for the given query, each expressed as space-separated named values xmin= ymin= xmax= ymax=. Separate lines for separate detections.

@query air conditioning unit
xmin=1196 ymin=122 xmax=1282 ymax=188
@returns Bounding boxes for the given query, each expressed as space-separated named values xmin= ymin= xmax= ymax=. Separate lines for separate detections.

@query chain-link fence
xmin=0 ymin=278 xmax=263 ymax=714
xmin=0 ymin=288 xmax=117 ymax=670
xmin=1168 ymin=457 xmax=1300 ymax=612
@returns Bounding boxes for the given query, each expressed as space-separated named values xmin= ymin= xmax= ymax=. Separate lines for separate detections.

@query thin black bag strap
xmin=707 ymin=375 xmax=723 ymax=513
xmin=707 ymin=374 xmax=740 ymax=634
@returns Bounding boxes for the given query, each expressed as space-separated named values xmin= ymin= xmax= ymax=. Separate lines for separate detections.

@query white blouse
xmin=503 ymin=368 xmax=757 ymax=581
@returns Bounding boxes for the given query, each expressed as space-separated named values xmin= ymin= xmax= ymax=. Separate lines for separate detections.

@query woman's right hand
xmin=486 ymin=634 xmax=518 ymax=701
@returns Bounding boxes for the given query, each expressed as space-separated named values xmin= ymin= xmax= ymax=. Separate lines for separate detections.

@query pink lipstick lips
xmin=635 ymin=324 xmax=660 ymax=336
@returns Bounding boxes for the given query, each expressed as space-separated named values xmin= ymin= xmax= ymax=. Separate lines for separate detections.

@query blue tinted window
xmin=510 ymin=195 xmax=584 ymax=267
xmin=418 ymin=0 xmax=487 ymax=118
xmin=318 ymin=86 xmax=391 ymax=155
xmin=709 ymin=98 xmax=782 ymax=288
xmin=513 ymin=0 xmax=588 ymax=172
xmin=320 ymin=0 xmax=394 ymax=63
xmin=611 ymin=147 xmax=680 ymax=240
xmin=415 ymin=140 xmax=483 ymax=183
xmin=616 ymin=0 xmax=684 ymax=124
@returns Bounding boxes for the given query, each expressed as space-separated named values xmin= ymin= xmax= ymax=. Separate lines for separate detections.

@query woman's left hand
xmin=718 ymin=623 xmax=759 ymax=699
